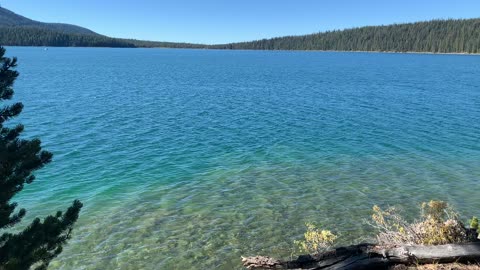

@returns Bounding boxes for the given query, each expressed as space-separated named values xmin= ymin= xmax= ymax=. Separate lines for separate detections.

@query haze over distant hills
xmin=0 ymin=6 xmax=479 ymax=53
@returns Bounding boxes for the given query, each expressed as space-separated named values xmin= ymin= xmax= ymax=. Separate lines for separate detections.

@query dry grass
xmin=389 ymin=262 xmax=480 ymax=270
xmin=294 ymin=223 xmax=337 ymax=254
xmin=371 ymin=200 xmax=476 ymax=246
xmin=414 ymin=262 xmax=480 ymax=270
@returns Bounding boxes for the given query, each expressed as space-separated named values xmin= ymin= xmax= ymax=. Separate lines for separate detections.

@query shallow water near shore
xmin=6 ymin=47 xmax=480 ymax=269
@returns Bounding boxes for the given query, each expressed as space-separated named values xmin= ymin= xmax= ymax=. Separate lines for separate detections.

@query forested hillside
xmin=0 ymin=7 xmax=203 ymax=48
xmin=213 ymin=19 xmax=480 ymax=53
xmin=1 ymin=5 xmax=479 ymax=53
xmin=0 ymin=26 xmax=136 ymax=47
xmin=0 ymin=7 xmax=97 ymax=35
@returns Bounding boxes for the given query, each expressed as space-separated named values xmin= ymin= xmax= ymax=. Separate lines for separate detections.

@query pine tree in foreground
xmin=0 ymin=46 xmax=82 ymax=270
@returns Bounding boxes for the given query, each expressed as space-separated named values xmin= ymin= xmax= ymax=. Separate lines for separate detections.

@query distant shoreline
xmin=297 ymin=49 xmax=480 ymax=56
xmin=5 ymin=45 xmax=480 ymax=56
xmin=204 ymin=48 xmax=480 ymax=56
xmin=2 ymin=8 xmax=479 ymax=55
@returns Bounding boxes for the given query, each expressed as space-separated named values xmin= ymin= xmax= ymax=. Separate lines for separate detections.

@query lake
xmin=7 ymin=47 xmax=480 ymax=269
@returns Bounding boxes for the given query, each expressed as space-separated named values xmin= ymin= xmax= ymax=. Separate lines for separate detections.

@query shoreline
xmin=4 ymin=45 xmax=480 ymax=56
xmin=204 ymin=48 xmax=480 ymax=56
xmin=293 ymin=49 xmax=480 ymax=56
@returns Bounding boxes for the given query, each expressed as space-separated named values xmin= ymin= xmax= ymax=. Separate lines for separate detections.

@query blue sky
xmin=2 ymin=0 xmax=480 ymax=44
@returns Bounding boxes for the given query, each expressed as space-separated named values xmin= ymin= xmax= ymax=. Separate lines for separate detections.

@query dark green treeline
xmin=0 ymin=27 xmax=136 ymax=47
xmin=1 ymin=18 xmax=479 ymax=53
xmin=0 ymin=27 xmax=205 ymax=48
xmin=212 ymin=19 xmax=480 ymax=53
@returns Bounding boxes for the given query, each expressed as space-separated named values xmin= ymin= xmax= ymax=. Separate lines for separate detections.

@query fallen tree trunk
xmin=241 ymin=242 xmax=480 ymax=269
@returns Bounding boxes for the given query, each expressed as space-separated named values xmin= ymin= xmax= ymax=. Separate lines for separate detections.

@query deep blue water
xmin=6 ymin=47 xmax=480 ymax=269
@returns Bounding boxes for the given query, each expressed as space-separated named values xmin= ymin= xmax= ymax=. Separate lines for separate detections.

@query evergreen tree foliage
xmin=0 ymin=26 xmax=207 ymax=48
xmin=1 ymin=15 xmax=478 ymax=53
xmin=0 ymin=7 xmax=96 ymax=35
xmin=0 ymin=46 xmax=82 ymax=270
xmin=212 ymin=19 xmax=480 ymax=54
xmin=0 ymin=26 xmax=137 ymax=48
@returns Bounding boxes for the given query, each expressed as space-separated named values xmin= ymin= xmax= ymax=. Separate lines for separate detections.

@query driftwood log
xmin=241 ymin=242 xmax=480 ymax=269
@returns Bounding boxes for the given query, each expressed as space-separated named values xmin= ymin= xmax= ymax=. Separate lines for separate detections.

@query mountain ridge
xmin=0 ymin=7 xmax=98 ymax=35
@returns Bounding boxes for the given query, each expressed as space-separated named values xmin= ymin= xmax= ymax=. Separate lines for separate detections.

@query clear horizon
xmin=2 ymin=0 xmax=480 ymax=44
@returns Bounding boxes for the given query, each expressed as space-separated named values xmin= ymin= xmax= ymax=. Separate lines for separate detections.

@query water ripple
xmin=5 ymin=47 xmax=480 ymax=269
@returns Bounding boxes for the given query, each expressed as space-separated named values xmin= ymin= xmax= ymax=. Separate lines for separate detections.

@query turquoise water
xmin=6 ymin=47 xmax=480 ymax=269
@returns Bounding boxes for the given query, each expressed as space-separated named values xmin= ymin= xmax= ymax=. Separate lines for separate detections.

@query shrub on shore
xmin=371 ymin=200 xmax=476 ymax=246
xmin=294 ymin=223 xmax=338 ymax=254
xmin=295 ymin=200 xmax=478 ymax=256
